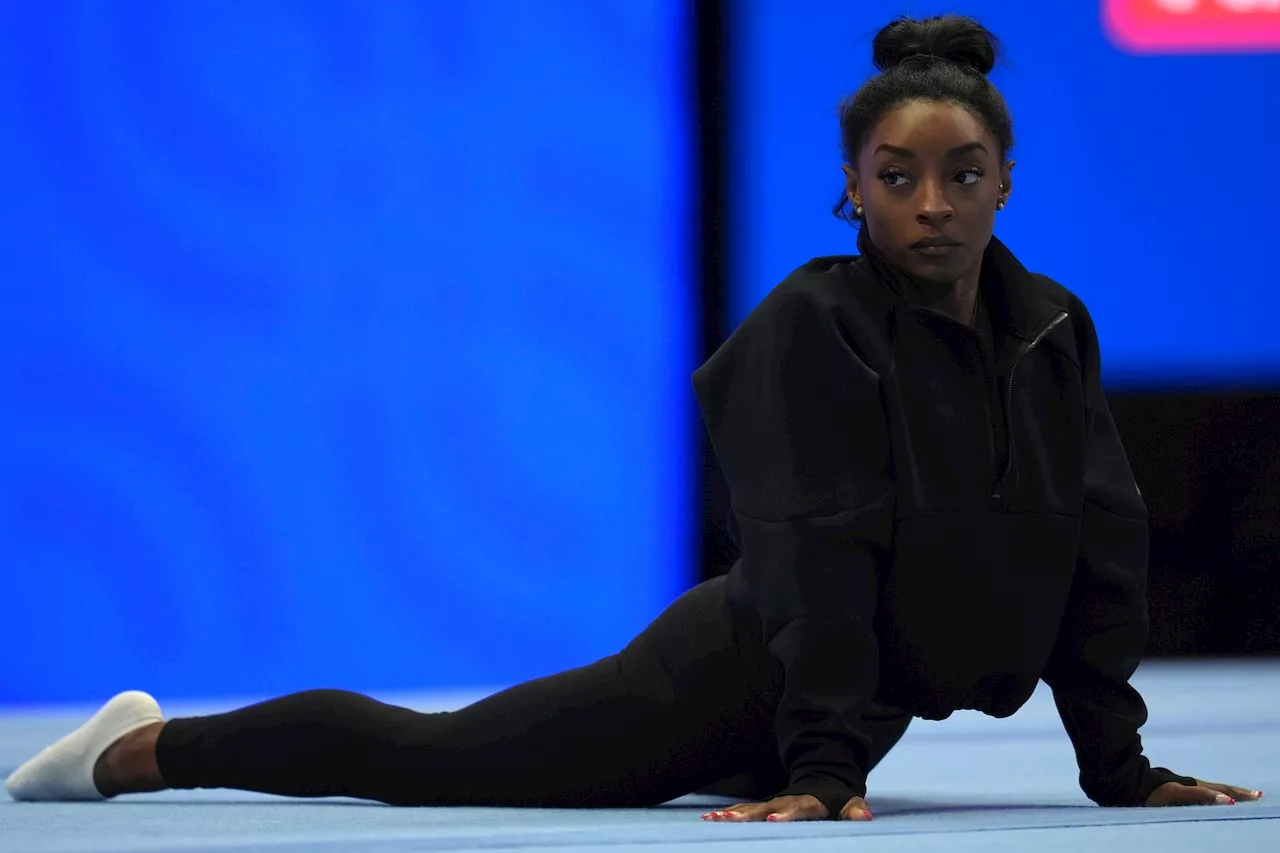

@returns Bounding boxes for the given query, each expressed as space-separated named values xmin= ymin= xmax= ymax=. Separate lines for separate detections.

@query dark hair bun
xmin=872 ymin=14 xmax=1000 ymax=76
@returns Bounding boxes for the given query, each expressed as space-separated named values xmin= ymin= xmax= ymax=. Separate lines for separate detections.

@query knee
xmin=268 ymin=689 xmax=387 ymax=730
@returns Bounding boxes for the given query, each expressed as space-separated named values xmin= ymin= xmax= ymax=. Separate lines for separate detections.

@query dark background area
xmin=691 ymin=2 xmax=1279 ymax=657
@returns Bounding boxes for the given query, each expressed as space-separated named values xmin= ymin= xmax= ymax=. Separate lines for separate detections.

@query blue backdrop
xmin=0 ymin=2 xmax=692 ymax=704
xmin=731 ymin=0 xmax=1280 ymax=385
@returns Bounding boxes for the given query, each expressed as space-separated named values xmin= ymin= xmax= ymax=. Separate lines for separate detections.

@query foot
xmin=93 ymin=720 xmax=166 ymax=797
xmin=5 ymin=691 xmax=165 ymax=802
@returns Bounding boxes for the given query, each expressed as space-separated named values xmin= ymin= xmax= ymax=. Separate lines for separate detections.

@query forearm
xmin=1045 ymin=504 xmax=1194 ymax=806
xmin=768 ymin=616 xmax=879 ymax=812
xmin=1052 ymin=679 xmax=1195 ymax=806
xmin=732 ymin=506 xmax=888 ymax=815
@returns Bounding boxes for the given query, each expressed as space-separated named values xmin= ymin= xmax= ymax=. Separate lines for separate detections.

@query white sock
xmin=5 ymin=691 xmax=163 ymax=802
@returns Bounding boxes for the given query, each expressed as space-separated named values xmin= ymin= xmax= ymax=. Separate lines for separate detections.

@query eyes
xmin=878 ymin=166 xmax=985 ymax=188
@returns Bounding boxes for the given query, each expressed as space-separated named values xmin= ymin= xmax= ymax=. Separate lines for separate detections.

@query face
xmin=844 ymin=100 xmax=1014 ymax=286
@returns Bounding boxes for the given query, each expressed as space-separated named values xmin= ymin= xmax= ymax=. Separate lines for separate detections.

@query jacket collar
xmin=857 ymin=229 xmax=1067 ymax=343
xmin=980 ymin=238 xmax=1070 ymax=343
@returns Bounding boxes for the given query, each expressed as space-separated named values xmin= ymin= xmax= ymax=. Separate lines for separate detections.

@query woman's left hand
xmin=1146 ymin=779 xmax=1263 ymax=807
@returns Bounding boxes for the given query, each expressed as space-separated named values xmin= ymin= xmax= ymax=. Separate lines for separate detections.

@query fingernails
xmin=766 ymin=814 xmax=778 ymax=822
xmin=1256 ymin=791 xmax=1264 ymax=799
xmin=1214 ymin=794 xmax=1234 ymax=805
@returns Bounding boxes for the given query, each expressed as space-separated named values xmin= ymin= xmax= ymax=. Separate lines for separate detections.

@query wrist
xmin=777 ymin=774 xmax=865 ymax=818
xmin=1138 ymin=766 xmax=1197 ymax=805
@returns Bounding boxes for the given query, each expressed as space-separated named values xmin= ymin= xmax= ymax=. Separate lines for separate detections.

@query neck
xmin=906 ymin=272 xmax=981 ymax=327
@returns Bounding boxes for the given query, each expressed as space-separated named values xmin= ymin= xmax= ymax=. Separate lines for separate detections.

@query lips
xmin=912 ymin=237 xmax=962 ymax=249
xmin=911 ymin=237 xmax=963 ymax=259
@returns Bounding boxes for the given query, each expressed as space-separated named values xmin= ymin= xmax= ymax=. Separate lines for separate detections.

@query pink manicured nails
xmin=766 ymin=814 xmax=779 ymax=822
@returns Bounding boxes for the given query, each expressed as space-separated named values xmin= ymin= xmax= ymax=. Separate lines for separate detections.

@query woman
xmin=7 ymin=14 xmax=1261 ymax=822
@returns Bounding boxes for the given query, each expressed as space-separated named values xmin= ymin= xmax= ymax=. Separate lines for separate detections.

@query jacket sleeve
xmin=692 ymin=285 xmax=895 ymax=816
xmin=1041 ymin=301 xmax=1196 ymax=807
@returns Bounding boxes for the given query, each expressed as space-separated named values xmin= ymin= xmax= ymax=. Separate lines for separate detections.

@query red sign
xmin=1104 ymin=0 xmax=1280 ymax=52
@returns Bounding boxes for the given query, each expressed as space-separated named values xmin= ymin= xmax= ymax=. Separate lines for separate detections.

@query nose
xmin=915 ymin=179 xmax=954 ymax=227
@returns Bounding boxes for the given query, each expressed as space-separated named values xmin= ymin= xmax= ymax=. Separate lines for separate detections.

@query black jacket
xmin=692 ymin=236 xmax=1194 ymax=816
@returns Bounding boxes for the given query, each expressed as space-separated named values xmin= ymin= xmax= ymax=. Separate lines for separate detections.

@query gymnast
xmin=8 ymin=14 xmax=1261 ymax=821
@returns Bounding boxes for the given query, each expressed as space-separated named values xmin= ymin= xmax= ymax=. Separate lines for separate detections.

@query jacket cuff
xmin=776 ymin=772 xmax=867 ymax=818
xmin=1134 ymin=766 xmax=1198 ymax=806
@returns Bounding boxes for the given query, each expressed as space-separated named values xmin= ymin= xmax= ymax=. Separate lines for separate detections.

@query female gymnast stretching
xmin=7 ymin=14 xmax=1262 ymax=822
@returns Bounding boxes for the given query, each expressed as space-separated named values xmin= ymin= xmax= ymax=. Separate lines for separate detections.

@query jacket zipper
xmin=991 ymin=311 xmax=1069 ymax=502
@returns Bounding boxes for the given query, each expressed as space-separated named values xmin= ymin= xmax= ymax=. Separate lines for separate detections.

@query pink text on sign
xmin=1104 ymin=0 xmax=1280 ymax=52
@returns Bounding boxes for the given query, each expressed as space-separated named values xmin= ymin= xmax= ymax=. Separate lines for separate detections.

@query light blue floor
xmin=2 ymin=660 xmax=1277 ymax=853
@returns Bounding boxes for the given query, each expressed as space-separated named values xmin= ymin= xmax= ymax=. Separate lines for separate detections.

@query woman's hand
xmin=1146 ymin=779 xmax=1263 ymax=807
xmin=702 ymin=794 xmax=874 ymax=822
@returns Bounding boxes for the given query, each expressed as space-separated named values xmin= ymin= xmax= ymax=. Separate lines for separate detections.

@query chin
xmin=909 ymin=246 xmax=986 ymax=282
xmin=905 ymin=258 xmax=968 ymax=284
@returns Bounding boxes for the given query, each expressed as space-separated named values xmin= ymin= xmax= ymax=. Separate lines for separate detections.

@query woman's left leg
xmin=146 ymin=576 xmax=783 ymax=807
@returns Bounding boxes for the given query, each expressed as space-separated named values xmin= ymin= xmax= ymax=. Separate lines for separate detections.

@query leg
xmin=125 ymin=576 xmax=780 ymax=807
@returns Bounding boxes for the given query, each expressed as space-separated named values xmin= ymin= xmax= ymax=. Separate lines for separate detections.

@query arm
xmin=1041 ymin=302 xmax=1195 ymax=806
xmin=692 ymin=287 xmax=894 ymax=816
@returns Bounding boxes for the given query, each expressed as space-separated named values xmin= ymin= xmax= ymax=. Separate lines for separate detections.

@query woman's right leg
xmin=125 ymin=575 xmax=783 ymax=807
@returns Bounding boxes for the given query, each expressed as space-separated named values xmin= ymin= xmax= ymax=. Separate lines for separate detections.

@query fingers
xmin=839 ymin=795 xmax=874 ymax=821
xmin=702 ymin=802 xmax=770 ymax=822
xmin=1197 ymin=780 xmax=1264 ymax=802
xmin=702 ymin=802 xmax=761 ymax=822
xmin=763 ymin=800 xmax=826 ymax=823
xmin=1158 ymin=784 xmax=1239 ymax=807
xmin=701 ymin=802 xmax=786 ymax=822
xmin=701 ymin=795 xmax=829 ymax=823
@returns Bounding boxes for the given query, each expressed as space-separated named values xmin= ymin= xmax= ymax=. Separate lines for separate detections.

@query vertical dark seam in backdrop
xmin=693 ymin=0 xmax=738 ymax=583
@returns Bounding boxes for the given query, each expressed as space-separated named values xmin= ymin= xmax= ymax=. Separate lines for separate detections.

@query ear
xmin=999 ymin=160 xmax=1015 ymax=208
xmin=841 ymin=163 xmax=861 ymax=210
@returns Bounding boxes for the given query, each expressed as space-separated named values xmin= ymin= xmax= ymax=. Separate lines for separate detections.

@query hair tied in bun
xmin=872 ymin=15 xmax=1000 ymax=77
xmin=895 ymin=52 xmax=987 ymax=76
xmin=895 ymin=53 xmax=945 ymax=68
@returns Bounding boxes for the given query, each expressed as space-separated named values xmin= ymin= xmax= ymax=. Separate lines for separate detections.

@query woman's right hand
xmin=701 ymin=793 xmax=874 ymax=822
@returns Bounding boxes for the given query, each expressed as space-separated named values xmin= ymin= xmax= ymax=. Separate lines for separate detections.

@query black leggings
xmin=156 ymin=575 xmax=910 ymax=807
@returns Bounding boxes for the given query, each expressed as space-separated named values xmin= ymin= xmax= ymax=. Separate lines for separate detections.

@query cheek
xmin=863 ymin=204 xmax=916 ymax=244
xmin=957 ymin=184 xmax=996 ymax=209
xmin=957 ymin=191 xmax=997 ymax=228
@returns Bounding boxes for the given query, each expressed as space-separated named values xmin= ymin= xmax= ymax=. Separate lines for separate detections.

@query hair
xmin=833 ymin=14 xmax=1015 ymax=224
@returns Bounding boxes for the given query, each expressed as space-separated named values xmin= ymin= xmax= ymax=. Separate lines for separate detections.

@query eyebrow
xmin=873 ymin=141 xmax=988 ymax=158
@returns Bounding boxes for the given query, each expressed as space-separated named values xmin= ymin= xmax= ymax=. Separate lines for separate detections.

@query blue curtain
xmin=0 ymin=1 xmax=693 ymax=704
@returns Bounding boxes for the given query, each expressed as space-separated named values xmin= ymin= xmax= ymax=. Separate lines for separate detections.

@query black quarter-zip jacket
xmin=692 ymin=236 xmax=1195 ymax=816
